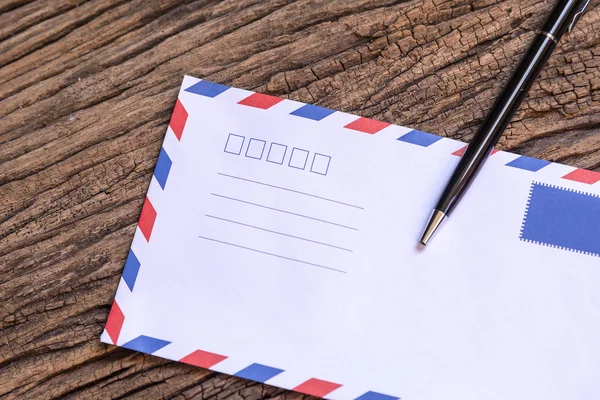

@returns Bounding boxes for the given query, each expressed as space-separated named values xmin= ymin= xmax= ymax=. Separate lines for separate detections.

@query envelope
xmin=101 ymin=75 xmax=600 ymax=400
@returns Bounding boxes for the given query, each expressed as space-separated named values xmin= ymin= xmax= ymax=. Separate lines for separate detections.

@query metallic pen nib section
xmin=419 ymin=210 xmax=447 ymax=246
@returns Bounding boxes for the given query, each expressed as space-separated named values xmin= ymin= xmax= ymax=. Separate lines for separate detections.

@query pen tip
xmin=419 ymin=209 xmax=446 ymax=246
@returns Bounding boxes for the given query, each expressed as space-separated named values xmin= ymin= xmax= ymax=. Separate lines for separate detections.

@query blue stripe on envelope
xmin=290 ymin=104 xmax=336 ymax=121
xmin=154 ymin=147 xmax=172 ymax=189
xmin=355 ymin=391 xmax=400 ymax=400
xmin=122 ymin=250 xmax=141 ymax=291
xmin=122 ymin=335 xmax=171 ymax=354
xmin=185 ymin=80 xmax=230 ymax=97
xmin=520 ymin=182 xmax=600 ymax=257
xmin=397 ymin=130 xmax=442 ymax=147
xmin=506 ymin=155 xmax=552 ymax=172
xmin=235 ymin=363 xmax=284 ymax=383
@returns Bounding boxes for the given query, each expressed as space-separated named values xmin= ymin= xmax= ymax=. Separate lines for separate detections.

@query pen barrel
xmin=436 ymin=32 xmax=557 ymax=215
xmin=542 ymin=0 xmax=590 ymax=38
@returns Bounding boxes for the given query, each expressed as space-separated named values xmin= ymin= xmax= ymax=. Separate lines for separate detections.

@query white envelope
xmin=102 ymin=75 xmax=600 ymax=400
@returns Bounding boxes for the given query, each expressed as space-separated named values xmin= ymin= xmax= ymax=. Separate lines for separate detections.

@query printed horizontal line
xmin=205 ymin=215 xmax=353 ymax=252
xmin=198 ymin=236 xmax=346 ymax=273
xmin=217 ymin=172 xmax=364 ymax=210
xmin=211 ymin=193 xmax=359 ymax=231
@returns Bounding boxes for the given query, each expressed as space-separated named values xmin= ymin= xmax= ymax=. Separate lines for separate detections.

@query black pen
xmin=420 ymin=0 xmax=591 ymax=246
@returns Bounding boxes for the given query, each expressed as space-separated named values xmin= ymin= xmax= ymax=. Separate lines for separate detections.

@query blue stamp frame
xmin=520 ymin=182 xmax=600 ymax=257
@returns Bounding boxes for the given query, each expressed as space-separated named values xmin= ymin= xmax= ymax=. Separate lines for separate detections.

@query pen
xmin=420 ymin=0 xmax=591 ymax=246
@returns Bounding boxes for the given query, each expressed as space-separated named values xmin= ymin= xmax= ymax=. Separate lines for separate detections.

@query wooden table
xmin=2 ymin=0 xmax=599 ymax=398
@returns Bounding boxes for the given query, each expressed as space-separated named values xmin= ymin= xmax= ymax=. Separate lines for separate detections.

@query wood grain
xmin=1 ymin=0 xmax=600 ymax=398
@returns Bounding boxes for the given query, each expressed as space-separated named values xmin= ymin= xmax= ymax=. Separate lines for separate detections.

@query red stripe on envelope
xmin=453 ymin=145 xmax=499 ymax=157
xmin=169 ymin=99 xmax=188 ymax=140
xmin=452 ymin=146 xmax=467 ymax=157
xmin=138 ymin=197 xmax=157 ymax=242
xmin=562 ymin=168 xmax=600 ymax=185
xmin=105 ymin=301 xmax=124 ymax=344
xmin=238 ymin=93 xmax=284 ymax=109
xmin=180 ymin=349 xmax=228 ymax=369
xmin=293 ymin=378 xmax=342 ymax=397
xmin=344 ymin=117 xmax=390 ymax=134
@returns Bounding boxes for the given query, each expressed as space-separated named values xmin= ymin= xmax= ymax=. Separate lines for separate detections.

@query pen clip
xmin=569 ymin=0 xmax=590 ymax=32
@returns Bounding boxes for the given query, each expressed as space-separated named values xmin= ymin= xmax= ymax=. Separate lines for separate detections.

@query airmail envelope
xmin=102 ymin=75 xmax=600 ymax=400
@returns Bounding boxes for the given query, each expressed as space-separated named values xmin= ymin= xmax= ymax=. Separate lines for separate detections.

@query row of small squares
xmin=224 ymin=133 xmax=331 ymax=176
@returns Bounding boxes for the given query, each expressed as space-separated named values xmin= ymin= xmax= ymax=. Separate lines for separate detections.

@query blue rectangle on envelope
xmin=520 ymin=182 xmax=600 ymax=257
xmin=234 ymin=363 xmax=284 ymax=383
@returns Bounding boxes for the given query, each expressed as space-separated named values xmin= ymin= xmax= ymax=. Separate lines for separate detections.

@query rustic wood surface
xmin=2 ymin=0 xmax=600 ymax=398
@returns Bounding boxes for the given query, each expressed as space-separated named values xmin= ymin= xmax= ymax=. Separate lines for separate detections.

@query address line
xmin=211 ymin=193 xmax=359 ymax=231
xmin=205 ymin=214 xmax=352 ymax=252
xmin=217 ymin=172 xmax=364 ymax=210
xmin=198 ymin=236 xmax=346 ymax=274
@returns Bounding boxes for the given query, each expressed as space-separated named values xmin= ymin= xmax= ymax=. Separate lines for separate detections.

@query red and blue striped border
xmin=123 ymin=97 xmax=190 ymax=292
xmin=184 ymin=78 xmax=600 ymax=185
xmin=103 ymin=312 xmax=397 ymax=400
